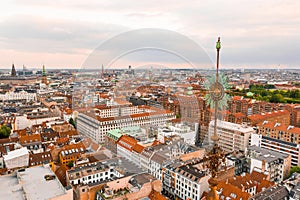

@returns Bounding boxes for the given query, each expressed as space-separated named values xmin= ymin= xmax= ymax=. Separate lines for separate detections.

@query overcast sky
xmin=0 ymin=0 xmax=299 ymax=69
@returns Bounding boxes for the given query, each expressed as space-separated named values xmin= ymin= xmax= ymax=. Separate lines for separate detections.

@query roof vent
xmin=274 ymin=123 xmax=281 ymax=127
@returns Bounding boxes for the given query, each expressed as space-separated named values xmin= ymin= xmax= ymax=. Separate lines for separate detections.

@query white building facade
xmin=0 ymin=91 xmax=36 ymax=102
xmin=3 ymin=147 xmax=29 ymax=170
xmin=157 ymin=123 xmax=197 ymax=145
xmin=209 ymin=120 xmax=255 ymax=153
xmin=250 ymin=133 xmax=300 ymax=167
xmin=77 ymin=105 xmax=175 ymax=143
xmin=67 ymin=161 xmax=122 ymax=186
xmin=247 ymin=145 xmax=291 ymax=183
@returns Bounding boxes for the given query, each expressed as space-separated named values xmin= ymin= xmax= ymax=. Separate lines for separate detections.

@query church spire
xmin=42 ymin=65 xmax=48 ymax=85
xmin=42 ymin=65 xmax=46 ymax=76
xmin=11 ymin=63 xmax=16 ymax=77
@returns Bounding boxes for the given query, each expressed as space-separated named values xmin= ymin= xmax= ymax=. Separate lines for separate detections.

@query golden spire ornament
xmin=205 ymin=37 xmax=226 ymax=200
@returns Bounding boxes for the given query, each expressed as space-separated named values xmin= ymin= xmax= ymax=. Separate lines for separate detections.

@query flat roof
xmin=0 ymin=174 xmax=23 ymax=200
xmin=3 ymin=147 xmax=28 ymax=160
xmin=18 ymin=166 xmax=66 ymax=200
xmin=248 ymin=145 xmax=289 ymax=163
xmin=0 ymin=166 xmax=67 ymax=200
xmin=107 ymin=129 xmax=122 ymax=138
xmin=210 ymin=120 xmax=255 ymax=133
xmin=121 ymin=126 xmax=141 ymax=133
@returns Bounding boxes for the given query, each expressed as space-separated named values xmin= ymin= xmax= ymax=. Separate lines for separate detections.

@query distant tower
xmin=11 ymin=64 xmax=16 ymax=77
xmin=23 ymin=65 xmax=26 ymax=76
xmin=42 ymin=65 xmax=47 ymax=84
xmin=101 ymin=64 xmax=104 ymax=78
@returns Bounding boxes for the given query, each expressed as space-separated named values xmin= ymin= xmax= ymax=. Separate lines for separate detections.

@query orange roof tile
xmin=217 ymin=181 xmax=250 ymax=200
xmin=20 ymin=134 xmax=42 ymax=144
xmin=233 ymin=112 xmax=246 ymax=118
xmin=149 ymin=190 xmax=167 ymax=200
xmin=117 ymin=135 xmax=138 ymax=151
xmin=132 ymin=143 xmax=144 ymax=153
xmin=258 ymin=121 xmax=300 ymax=134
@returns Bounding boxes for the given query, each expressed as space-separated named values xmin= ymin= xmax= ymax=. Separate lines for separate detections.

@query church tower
xmin=42 ymin=65 xmax=47 ymax=84
xmin=11 ymin=64 xmax=16 ymax=77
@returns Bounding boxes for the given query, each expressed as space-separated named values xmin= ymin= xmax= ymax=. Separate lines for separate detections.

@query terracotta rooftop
xmin=132 ymin=143 xmax=144 ymax=154
xmin=58 ymin=130 xmax=78 ymax=138
xmin=228 ymin=174 xmax=257 ymax=190
xmin=217 ymin=181 xmax=251 ymax=200
xmin=149 ymin=190 xmax=167 ymax=200
xmin=248 ymin=110 xmax=289 ymax=122
xmin=0 ymin=137 xmax=19 ymax=145
xmin=232 ymin=112 xmax=246 ymax=118
xmin=55 ymin=137 xmax=69 ymax=145
xmin=258 ymin=121 xmax=300 ymax=134
xmin=29 ymin=151 xmax=53 ymax=166
xmin=20 ymin=134 xmax=42 ymax=145
xmin=55 ymin=164 xmax=68 ymax=186
xmin=232 ymin=96 xmax=244 ymax=101
xmin=117 ymin=135 xmax=138 ymax=151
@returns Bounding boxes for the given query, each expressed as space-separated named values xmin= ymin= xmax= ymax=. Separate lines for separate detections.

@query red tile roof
xmin=132 ymin=143 xmax=144 ymax=153
xmin=258 ymin=121 xmax=300 ymax=134
xmin=29 ymin=152 xmax=53 ymax=166
xmin=20 ymin=134 xmax=42 ymax=144
xmin=248 ymin=110 xmax=289 ymax=121
xmin=218 ymin=181 xmax=251 ymax=200
xmin=117 ymin=135 xmax=138 ymax=151
xmin=55 ymin=164 xmax=68 ymax=186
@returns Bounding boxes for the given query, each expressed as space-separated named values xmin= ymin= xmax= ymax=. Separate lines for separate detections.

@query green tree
xmin=261 ymin=90 xmax=268 ymax=97
xmin=270 ymin=94 xmax=286 ymax=103
xmin=290 ymin=166 xmax=300 ymax=176
xmin=69 ymin=117 xmax=76 ymax=129
xmin=0 ymin=125 xmax=11 ymax=139
xmin=67 ymin=161 xmax=74 ymax=168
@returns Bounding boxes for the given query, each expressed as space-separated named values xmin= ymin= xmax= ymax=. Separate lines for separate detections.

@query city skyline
xmin=0 ymin=0 xmax=299 ymax=69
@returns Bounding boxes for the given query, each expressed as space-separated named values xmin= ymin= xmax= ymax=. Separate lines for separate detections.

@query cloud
xmin=0 ymin=0 xmax=299 ymax=68
xmin=81 ymin=28 xmax=214 ymax=70
xmin=0 ymin=15 xmax=128 ymax=54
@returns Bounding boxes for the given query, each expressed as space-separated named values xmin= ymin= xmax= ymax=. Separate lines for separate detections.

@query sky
xmin=0 ymin=0 xmax=299 ymax=70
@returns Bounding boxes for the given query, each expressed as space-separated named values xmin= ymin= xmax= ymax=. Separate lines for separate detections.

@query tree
xmin=69 ymin=117 xmax=76 ymax=129
xmin=67 ymin=161 xmax=74 ymax=168
xmin=0 ymin=125 xmax=11 ymax=139
xmin=290 ymin=166 xmax=300 ymax=176
xmin=269 ymin=94 xmax=286 ymax=103
xmin=261 ymin=90 xmax=268 ymax=97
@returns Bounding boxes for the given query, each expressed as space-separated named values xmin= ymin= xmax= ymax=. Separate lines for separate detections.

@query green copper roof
xmin=216 ymin=37 xmax=221 ymax=50
xmin=42 ymin=65 xmax=46 ymax=76
xmin=107 ymin=129 xmax=122 ymax=140
xmin=246 ymin=92 xmax=254 ymax=97
xmin=187 ymin=91 xmax=193 ymax=95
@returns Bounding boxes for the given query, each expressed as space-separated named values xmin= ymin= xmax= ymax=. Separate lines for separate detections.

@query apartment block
xmin=254 ymin=121 xmax=300 ymax=166
xmin=67 ymin=160 xmax=120 ymax=186
xmin=162 ymin=161 xmax=209 ymax=200
xmin=77 ymin=104 xmax=175 ymax=143
xmin=247 ymin=145 xmax=291 ymax=182
xmin=208 ymin=120 xmax=255 ymax=153
xmin=247 ymin=110 xmax=290 ymax=126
